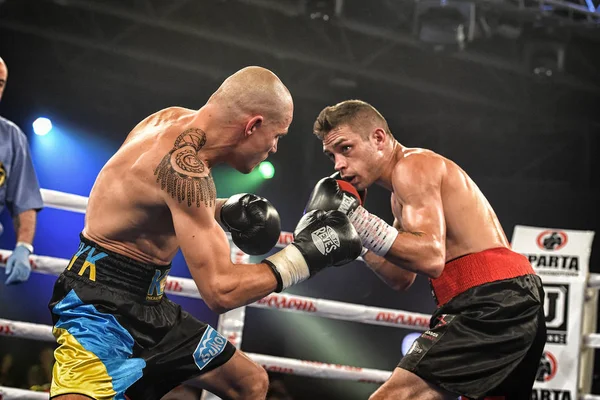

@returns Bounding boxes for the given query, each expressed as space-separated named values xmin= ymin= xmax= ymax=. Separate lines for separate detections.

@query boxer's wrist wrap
xmin=264 ymin=261 xmax=284 ymax=292
xmin=264 ymin=244 xmax=310 ymax=291
xmin=349 ymin=206 xmax=398 ymax=257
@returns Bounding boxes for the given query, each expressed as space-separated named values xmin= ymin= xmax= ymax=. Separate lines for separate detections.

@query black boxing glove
xmin=305 ymin=177 xmax=398 ymax=257
xmin=304 ymin=177 xmax=363 ymax=215
xmin=304 ymin=177 xmax=367 ymax=256
xmin=221 ymin=194 xmax=281 ymax=255
xmin=329 ymin=172 xmax=367 ymax=205
xmin=263 ymin=210 xmax=362 ymax=292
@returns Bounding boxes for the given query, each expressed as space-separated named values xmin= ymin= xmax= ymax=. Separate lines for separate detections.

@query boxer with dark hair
xmin=307 ymin=99 xmax=546 ymax=400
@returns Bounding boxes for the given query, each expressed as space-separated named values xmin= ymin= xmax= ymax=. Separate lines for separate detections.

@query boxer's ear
xmin=372 ymin=128 xmax=387 ymax=150
xmin=244 ymin=116 xmax=263 ymax=137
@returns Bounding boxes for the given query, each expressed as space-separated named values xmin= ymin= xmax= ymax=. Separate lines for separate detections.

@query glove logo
xmin=338 ymin=194 xmax=356 ymax=214
xmin=0 ymin=162 xmax=5 ymax=187
xmin=311 ymin=226 xmax=340 ymax=255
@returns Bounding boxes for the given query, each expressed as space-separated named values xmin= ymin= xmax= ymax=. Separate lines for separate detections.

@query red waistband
xmin=430 ymin=247 xmax=535 ymax=307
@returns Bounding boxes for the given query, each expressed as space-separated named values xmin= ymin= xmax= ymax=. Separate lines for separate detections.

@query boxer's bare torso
xmin=84 ymin=106 xmax=213 ymax=265
xmin=390 ymin=148 xmax=510 ymax=263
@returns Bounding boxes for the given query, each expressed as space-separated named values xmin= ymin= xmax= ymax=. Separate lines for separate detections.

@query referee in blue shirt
xmin=0 ymin=57 xmax=44 ymax=284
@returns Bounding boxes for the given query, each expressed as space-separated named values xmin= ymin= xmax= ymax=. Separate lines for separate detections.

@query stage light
xmin=524 ymin=40 xmax=566 ymax=79
xmin=32 ymin=117 xmax=53 ymax=136
xmin=304 ymin=0 xmax=343 ymax=21
xmin=259 ymin=161 xmax=275 ymax=179
xmin=414 ymin=0 xmax=476 ymax=52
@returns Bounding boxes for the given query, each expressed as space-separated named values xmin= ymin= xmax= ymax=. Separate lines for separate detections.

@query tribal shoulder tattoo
xmin=154 ymin=128 xmax=216 ymax=207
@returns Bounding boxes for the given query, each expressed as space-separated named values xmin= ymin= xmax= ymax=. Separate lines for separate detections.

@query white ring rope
xmin=0 ymin=318 xmax=392 ymax=385
xmin=39 ymin=189 xmax=294 ymax=247
xmin=0 ymin=249 xmax=431 ymax=330
xmin=39 ymin=188 xmax=600 ymax=288
xmin=6 ymin=315 xmax=600 ymax=351
xmin=587 ymin=274 xmax=600 ymax=289
xmin=3 ymin=189 xmax=433 ymax=330
xmin=40 ymin=189 xmax=89 ymax=214
xmin=0 ymin=386 xmax=50 ymax=400
xmin=3 ymin=386 xmax=598 ymax=400
xmin=2 ymin=316 xmax=600 ymax=400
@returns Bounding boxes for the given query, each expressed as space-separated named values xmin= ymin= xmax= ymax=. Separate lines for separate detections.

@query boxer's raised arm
xmin=384 ymin=153 xmax=446 ymax=278
xmin=167 ymin=194 xmax=278 ymax=313
xmin=153 ymin=130 xmax=279 ymax=313
xmin=214 ymin=198 xmax=227 ymax=224
xmin=361 ymin=218 xmax=417 ymax=291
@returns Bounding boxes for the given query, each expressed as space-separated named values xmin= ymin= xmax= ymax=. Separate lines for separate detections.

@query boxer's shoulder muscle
xmin=392 ymin=149 xmax=446 ymax=196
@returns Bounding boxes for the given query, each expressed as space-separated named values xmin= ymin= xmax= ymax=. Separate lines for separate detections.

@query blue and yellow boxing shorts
xmin=48 ymin=234 xmax=236 ymax=400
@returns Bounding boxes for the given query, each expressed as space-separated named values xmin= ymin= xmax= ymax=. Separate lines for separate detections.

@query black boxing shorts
xmin=48 ymin=233 xmax=236 ymax=400
xmin=399 ymin=248 xmax=546 ymax=399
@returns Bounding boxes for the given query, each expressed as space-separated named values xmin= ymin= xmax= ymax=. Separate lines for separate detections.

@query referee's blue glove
xmin=5 ymin=243 xmax=32 ymax=285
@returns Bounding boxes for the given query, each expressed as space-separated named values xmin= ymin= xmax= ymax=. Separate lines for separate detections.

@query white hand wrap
xmin=349 ymin=206 xmax=398 ymax=257
xmin=265 ymin=245 xmax=310 ymax=290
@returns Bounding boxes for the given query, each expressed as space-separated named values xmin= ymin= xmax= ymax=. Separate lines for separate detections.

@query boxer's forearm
xmin=363 ymin=250 xmax=416 ymax=290
xmin=189 ymin=261 xmax=278 ymax=314
xmin=382 ymin=232 xmax=445 ymax=278
xmin=13 ymin=209 xmax=36 ymax=245
xmin=350 ymin=207 xmax=444 ymax=276
xmin=214 ymin=198 xmax=228 ymax=224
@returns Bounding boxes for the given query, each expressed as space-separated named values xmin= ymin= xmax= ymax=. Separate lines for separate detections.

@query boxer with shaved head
xmin=48 ymin=67 xmax=362 ymax=400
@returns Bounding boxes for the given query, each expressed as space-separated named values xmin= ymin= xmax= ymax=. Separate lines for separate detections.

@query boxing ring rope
xmin=588 ymin=274 xmax=600 ymax=288
xmin=0 ymin=188 xmax=598 ymax=399
xmin=0 ymin=249 xmax=431 ymax=330
xmin=0 ymin=318 xmax=392 ymax=383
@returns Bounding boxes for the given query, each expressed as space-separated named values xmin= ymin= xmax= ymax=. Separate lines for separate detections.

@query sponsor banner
xmin=511 ymin=225 xmax=595 ymax=400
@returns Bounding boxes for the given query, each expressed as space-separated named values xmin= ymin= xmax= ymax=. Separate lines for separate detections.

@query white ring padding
xmin=0 ymin=319 xmax=391 ymax=384
xmin=0 ymin=386 xmax=49 ymax=400
xmin=0 ymin=251 xmax=431 ymax=330
xmin=583 ymin=396 xmax=600 ymax=400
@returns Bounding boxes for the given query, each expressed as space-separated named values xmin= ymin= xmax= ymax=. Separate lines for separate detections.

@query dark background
xmin=0 ymin=0 xmax=598 ymax=399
